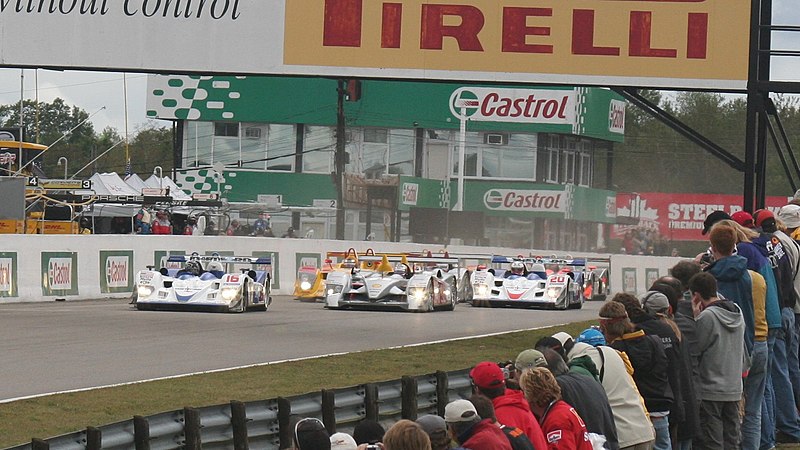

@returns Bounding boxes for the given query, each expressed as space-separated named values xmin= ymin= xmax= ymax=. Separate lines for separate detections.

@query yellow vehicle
xmin=293 ymin=248 xmax=419 ymax=302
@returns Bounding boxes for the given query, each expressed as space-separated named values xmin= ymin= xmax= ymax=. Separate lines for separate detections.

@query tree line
xmin=0 ymin=98 xmax=173 ymax=179
xmin=613 ymin=90 xmax=800 ymax=197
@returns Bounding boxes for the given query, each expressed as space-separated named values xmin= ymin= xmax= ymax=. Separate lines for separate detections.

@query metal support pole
xmin=743 ymin=0 xmax=763 ymax=212
xmin=335 ymin=80 xmax=346 ymax=240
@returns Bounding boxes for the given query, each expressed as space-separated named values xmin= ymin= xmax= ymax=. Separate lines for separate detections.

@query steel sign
xmin=0 ymin=0 xmax=750 ymax=90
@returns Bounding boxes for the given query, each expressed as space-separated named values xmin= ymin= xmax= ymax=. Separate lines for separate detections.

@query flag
xmin=123 ymin=158 xmax=133 ymax=180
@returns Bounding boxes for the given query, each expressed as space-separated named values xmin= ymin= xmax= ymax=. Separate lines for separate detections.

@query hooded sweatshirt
xmin=493 ymin=389 xmax=548 ymax=450
xmin=694 ymin=299 xmax=746 ymax=401
xmin=737 ymin=241 xmax=781 ymax=329
xmin=705 ymin=254 xmax=755 ymax=352
xmin=568 ymin=343 xmax=655 ymax=448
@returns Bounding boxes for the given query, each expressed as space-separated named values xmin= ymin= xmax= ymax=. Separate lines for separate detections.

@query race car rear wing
xmin=166 ymin=255 xmax=272 ymax=265
xmin=358 ymin=255 xmax=460 ymax=265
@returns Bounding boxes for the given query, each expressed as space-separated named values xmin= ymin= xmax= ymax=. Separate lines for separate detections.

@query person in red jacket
xmin=444 ymin=399 xmax=511 ymax=450
xmin=470 ymin=361 xmax=548 ymax=450
xmin=521 ymin=367 xmax=593 ymax=450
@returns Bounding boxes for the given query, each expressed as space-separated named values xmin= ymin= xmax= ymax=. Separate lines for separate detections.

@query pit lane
xmin=0 ymin=296 xmax=603 ymax=402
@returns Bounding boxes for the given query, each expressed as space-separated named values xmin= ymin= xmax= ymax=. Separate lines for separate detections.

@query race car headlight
xmin=300 ymin=281 xmax=312 ymax=290
xmin=475 ymin=284 xmax=489 ymax=297
xmin=327 ymin=285 xmax=344 ymax=296
xmin=409 ymin=287 xmax=427 ymax=301
xmin=547 ymin=286 xmax=563 ymax=299
xmin=137 ymin=285 xmax=153 ymax=297
xmin=220 ymin=287 xmax=239 ymax=301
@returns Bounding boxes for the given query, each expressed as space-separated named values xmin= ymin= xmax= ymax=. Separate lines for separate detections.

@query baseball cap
xmin=552 ymin=332 xmax=573 ymax=347
xmin=330 ymin=433 xmax=357 ymax=450
xmin=640 ymin=291 xmax=671 ymax=315
xmin=731 ymin=210 xmax=754 ymax=228
xmin=469 ymin=361 xmax=505 ymax=389
xmin=576 ymin=328 xmax=606 ymax=347
xmin=779 ymin=204 xmax=800 ymax=229
xmin=753 ymin=209 xmax=775 ymax=228
xmin=515 ymin=349 xmax=547 ymax=370
xmin=416 ymin=414 xmax=447 ymax=436
xmin=444 ymin=399 xmax=480 ymax=423
xmin=702 ymin=210 xmax=732 ymax=235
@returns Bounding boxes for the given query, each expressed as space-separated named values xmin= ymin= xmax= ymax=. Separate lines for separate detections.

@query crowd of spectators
xmin=620 ymin=228 xmax=675 ymax=256
xmin=127 ymin=209 xmax=302 ymax=238
xmin=285 ymin=201 xmax=800 ymax=450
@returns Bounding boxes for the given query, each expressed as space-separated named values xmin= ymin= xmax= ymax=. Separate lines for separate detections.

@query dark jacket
xmin=753 ymin=233 xmax=797 ymax=309
xmin=610 ymin=329 xmax=674 ymax=413
xmin=556 ymin=372 xmax=619 ymax=449
xmin=675 ymin=297 xmax=702 ymax=441
xmin=460 ymin=418 xmax=513 ymax=450
xmin=706 ymin=254 xmax=755 ymax=352
xmin=499 ymin=424 xmax=537 ymax=450
xmin=632 ymin=315 xmax=685 ymax=425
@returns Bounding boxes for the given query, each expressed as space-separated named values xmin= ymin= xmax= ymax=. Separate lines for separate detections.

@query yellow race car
xmin=294 ymin=248 xmax=420 ymax=301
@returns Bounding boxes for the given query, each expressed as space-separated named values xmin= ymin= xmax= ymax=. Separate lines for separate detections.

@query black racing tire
xmin=442 ymin=280 xmax=456 ymax=311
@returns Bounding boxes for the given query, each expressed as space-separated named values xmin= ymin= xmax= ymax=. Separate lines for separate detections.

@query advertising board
xmin=0 ymin=252 xmax=17 ymax=298
xmin=0 ymin=0 xmax=749 ymax=90
xmin=41 ymin=252 xmax=78 ymax=296
xmin=100 ymin=251 xmax=134 ymax=294
xmin=615 ymin=192 xmax=790 ymax=242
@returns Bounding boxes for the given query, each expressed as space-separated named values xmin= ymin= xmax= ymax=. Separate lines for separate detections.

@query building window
xmin=244 ymin=127 xmax=262 ymax=139
xmin=214 ymin=122 xmax=239 ymax=137
xmin=451 ymin=132 xmax=536 ymax=180
xmin=303 ymin=126 xmax=334 ymax=173
xmin=266 ymin=124 xmax=296 ymax=171
xmin=364 ymin=128 xmax=388 ymax=143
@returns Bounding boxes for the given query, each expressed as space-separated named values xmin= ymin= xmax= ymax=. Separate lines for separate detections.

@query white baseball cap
xmin=444 ymin=399 xmax=479 ymax=423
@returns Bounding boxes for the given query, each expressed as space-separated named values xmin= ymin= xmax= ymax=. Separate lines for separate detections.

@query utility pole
xmin=335 ymin=80 xmax=346 ymax=240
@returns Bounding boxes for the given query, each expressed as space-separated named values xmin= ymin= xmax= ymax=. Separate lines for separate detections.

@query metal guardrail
xmin=8 ymin=369 xmax=473 ymax=450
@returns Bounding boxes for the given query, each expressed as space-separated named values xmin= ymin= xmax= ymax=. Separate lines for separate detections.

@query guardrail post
xmin=435 ymin=371 xmax=449 ymax=417
xmin=231 ymin=400 xmax=249 ymax=450
xmin=401 ymin=376 xmax=418 ymax=421
xmin=31 ymin=439 xmax=48 ymax=450
xmin=321 ymin=389 xmax=336 ymax=434
xmin=184 ymin=407 xmax=201 ymax=450
xmin=364 ymin=383 xmax=379 ymax=421
xmin=85 ymin=426 xmax=101 ymax=450
xmin=278 ymin=397 xmax=292 ymax=450
xmin=133 ymin=415 xmax=150 ymax=450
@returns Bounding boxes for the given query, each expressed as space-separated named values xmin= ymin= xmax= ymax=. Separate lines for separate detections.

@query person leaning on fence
xmin=519 ymin=367 xmax=593 ymax=450
xmin=381 ymin=420 xmax=431 ymax=450
xmin=469 ymin=361 xmax=548 ymax=450
xmin=444 ymin=399 xmax=511 ymax=450
xmin=467 ymin=393 xmax=536 ymax=450
xmin=537 ymin=346 xmax=619 ymax=450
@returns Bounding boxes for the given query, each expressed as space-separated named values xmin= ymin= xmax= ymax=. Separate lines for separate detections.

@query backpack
xmin=499 ymin=424 xmax=537 ymax=450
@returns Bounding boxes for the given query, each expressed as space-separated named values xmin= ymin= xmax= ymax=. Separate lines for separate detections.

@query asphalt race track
xmin=0 ymin=296 xmax=603 ymax=401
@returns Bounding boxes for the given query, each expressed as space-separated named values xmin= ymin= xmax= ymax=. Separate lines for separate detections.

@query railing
xmin=8 ymin=369 xmax=473 ymax=450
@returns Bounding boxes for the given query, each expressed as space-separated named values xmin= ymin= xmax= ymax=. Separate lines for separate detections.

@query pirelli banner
xmin=0 ymin=0 xmax=748 ymax=90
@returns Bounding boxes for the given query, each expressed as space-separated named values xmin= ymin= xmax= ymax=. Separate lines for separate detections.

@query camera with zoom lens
xmin=366 ymin=445 xmax=381 ymax=450
xmin=497 ymin=360 xmax=513 ymax=379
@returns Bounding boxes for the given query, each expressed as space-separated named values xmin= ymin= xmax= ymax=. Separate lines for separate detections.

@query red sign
xmin=614 ymin=192 xmax=791 ymax=241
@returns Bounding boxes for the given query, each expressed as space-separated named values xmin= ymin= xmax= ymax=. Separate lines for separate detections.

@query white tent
xmin=124 ymin=173 xmax=148 ymax=194
xmin=144 ymin=175 xmax=192 ymax=200
xmin=81 ymin=173 xmax=141 ymax=217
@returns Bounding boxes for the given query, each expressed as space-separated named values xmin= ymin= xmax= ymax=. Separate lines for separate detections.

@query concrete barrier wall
xmin=0 ymin=234 xmax=689 ymax=302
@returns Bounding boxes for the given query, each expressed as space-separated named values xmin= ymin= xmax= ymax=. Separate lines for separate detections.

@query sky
xmin=0 ymin=3 xmax=797 ymax=137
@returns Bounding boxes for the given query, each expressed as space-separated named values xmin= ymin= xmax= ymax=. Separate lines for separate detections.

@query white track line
xmin=0 ymin=323 xmax=569 ymax=404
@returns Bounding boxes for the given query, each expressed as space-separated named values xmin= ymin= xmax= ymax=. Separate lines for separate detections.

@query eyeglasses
xmin=294 ymin=417 xmax=325 ymax=447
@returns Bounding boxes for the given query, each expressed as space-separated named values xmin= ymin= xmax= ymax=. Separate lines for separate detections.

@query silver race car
xmin=134 ymin=253 xmax=272 ymax=313
xmin=324 ymin=255 xmax=467 ymax=312
xmin=470 ymin=256 xmax=585 ymax=310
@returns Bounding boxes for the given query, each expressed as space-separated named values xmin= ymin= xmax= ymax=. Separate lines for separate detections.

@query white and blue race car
xmin=469 ymin=256 xmax=585 ymax=310
xmin=134 ymin=253 xmax=272 ymax=313
xmin=324 ymin=255 xmax=467 ymax=312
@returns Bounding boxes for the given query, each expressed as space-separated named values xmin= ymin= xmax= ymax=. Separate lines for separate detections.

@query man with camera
xmin=469 ymin=361 xmax=547 ymax=450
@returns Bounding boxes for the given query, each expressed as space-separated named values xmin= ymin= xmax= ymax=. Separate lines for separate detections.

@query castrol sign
xmin=48 ymin=258 xmax=73 ymax=291
xmin=100 ymin=251 xmax=134 ymax=293
xmin=450 ymin=88 xmax=576 ymax=125
xmin=483 ymin=189 xmax=567 ymax=213
xmin=41 ymin=252 xmax=78 ymax=296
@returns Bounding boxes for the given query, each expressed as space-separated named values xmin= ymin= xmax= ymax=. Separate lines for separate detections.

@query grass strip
xmin=0 ymin=319 xmax=596 ymax=448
